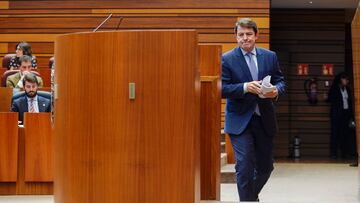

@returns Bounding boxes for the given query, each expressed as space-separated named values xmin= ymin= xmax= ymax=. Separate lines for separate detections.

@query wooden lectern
xmin=199 ymin=45 xmax=221 ymax=200
xmin=54 ymin=30 xmax=200 ymax=203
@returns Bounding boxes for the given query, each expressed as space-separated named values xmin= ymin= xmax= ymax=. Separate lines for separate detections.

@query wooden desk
xmin=0 ymin=113 xmax=53 ymax=195
xmin=24 ymin=113 xmax=53 ymax=182
xmin=0 ymin=113 xmax=18 ymax=182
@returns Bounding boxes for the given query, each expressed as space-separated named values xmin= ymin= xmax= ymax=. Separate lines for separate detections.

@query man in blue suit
xmin=222 ymin=18 xmax=285 ymax=201
xmin=11 ymin=73 xmax=51 ymax=123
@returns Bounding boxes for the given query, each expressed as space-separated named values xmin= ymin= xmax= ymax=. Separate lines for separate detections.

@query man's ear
xmin=255 ymin=31 xmax=259 ymax=40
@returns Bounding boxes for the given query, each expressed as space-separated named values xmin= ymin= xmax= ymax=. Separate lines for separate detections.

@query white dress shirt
xmin=27 ymin=95 xmax=39 ymax=113
xmin=340 ymin=88 xmax=349 ymax=110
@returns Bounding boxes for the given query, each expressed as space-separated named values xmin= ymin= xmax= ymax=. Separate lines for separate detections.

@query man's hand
xmin=21 ymin=71 xmax=31 ymax=78
xmin=246 ymin=81 xmax=262 ymax=95
xmin=263 ymin=88 xmax=278 ymax=99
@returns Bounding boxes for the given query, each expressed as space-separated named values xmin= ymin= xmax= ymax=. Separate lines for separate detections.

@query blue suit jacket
xmin=222 ymin=47 xmax=285 ymax=136
xmin=11 ymin=95 xmax=51 ymax=123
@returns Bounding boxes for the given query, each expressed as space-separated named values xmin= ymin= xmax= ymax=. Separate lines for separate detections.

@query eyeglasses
xmin=16 ymin=47 xmax=22 ymax=51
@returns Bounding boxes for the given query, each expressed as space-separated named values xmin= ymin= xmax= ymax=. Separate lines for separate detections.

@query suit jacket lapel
xmin=38 ymin=97 xmax=45 ymax=112
xmin=256 ymin=47 xmax=265 ymax=81
xmin=22 ymin=96 xmax=28 ymax=113
xmin=234 ymin=47 xmax=253 ymax=81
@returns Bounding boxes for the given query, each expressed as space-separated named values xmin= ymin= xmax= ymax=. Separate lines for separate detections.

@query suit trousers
xmin=330 ymin=109 xmax=354 ymax=158
xmin=229 ymin=114 xmax=274 ymax=201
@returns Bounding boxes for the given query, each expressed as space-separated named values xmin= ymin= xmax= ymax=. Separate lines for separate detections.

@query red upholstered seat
xmin=2 ymin=54 xmax=16 ymax=69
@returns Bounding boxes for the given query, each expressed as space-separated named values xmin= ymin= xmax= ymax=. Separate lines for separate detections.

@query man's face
xmin=16 ymin=46 xmax=23 ymax=57
xmin=236 ymin=26 xmax=258 ymax=52
xmin=341 ymin=78 xmax=349 ymax=86
xmin=24 ymin=80 xmax=38 ymax=98
xmin=20 ymin=61 xmax=32 ymax=74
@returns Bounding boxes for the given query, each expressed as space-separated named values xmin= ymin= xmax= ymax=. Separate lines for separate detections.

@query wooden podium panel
xmin=352 ymin=7 xmax=360 ymax=164
xmin=0 ymin=87 xmax=12 ymax=112
xmin=55 ymin=31 xmax=199 ymax=203
xmin=0 ymin=112 xmax=18 ymax=182
xmin=199 ymin=45 xmax=222 ymax=76
xmin=199 ymin=45 xmax=221 ymax=200
xmin=36 ymin=68 xmax=51 ymax=87
xmin=225 ymin=134 xmax=235 ymax=164
xmin=24 ymin=113 xmax=53 ymax=182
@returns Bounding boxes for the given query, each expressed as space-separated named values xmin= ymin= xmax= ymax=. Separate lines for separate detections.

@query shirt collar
xmin=27 ymin=95 xmax=38 ymax=102
xmin=240 ymin=47 xmax=257 ymax=56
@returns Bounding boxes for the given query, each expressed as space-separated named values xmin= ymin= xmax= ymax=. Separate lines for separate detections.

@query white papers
xmin=259 ymin=75 xmax=276 ymax=98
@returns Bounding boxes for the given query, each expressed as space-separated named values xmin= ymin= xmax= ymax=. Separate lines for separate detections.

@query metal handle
xmin=129 ymin=83 xmax=135 ymax=100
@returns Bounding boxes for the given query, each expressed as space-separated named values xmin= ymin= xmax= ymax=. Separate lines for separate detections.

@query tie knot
xmin=246 ymin=52 xmax=253 ymax=57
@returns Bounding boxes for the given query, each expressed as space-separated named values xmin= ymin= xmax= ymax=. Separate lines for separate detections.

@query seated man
xmin=11 ymin=73 xmax=51 ymax=123
xmin=6 ymin=55 xmax=43 ymax=88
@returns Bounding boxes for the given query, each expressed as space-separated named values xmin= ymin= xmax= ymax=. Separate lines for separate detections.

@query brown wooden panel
xmin=225 ymin=134 xmax=235 ymax=164
xmin=0 ymin=34 xmax=56 ymax=42
xmin=0 ymin=1 xmax=8 ymax=9
xmin=200 ymin=79 xmax=220 ymax=200
xmin=10 ymin=0 xmax=269 ymax=9
xmin=0 ymin=87 xmax=12 ymax=112
xmin=16 ymin=128 xmax=53 ymax=194
xmin=0 ymin=9 xmax=92 ymax=14
xmin=54 ymin=31 xmax=200 ymax=203
xmin=199 ymin=45 xmax=221 ymax=76
xmin=35 ymin=57 xmax=53 ymax=68
xmin=0 ymin=17 xmax=268 ymax=29
xmin=0 ymin=28 xmax=268 ymax=35
xmin=0 ymin=43 xmax=8 ymax=54
xmin=0 ymin=112 xmax=18 ymax=182
xmin=92 ymin=8 xmax=269 ymax=14
xmin=199 ymin=45 xmax=221 ymax=201
xmin=36 ymin=69 xmax=51 ymax=87
xmin=24 ymin=113 xmax=53 ymax=182
xmin=8 ymin=43 xmax=54 ymax=54
xmin=352 ymin=6 xmax=360 ymax=160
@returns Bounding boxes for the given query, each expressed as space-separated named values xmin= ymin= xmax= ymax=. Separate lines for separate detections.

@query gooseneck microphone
xmin=115 ymin=17 xmax=124 ymax=30
xmin=93 ymin=13 xmax=113 ymax=32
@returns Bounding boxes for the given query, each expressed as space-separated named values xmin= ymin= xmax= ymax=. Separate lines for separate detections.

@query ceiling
xmin=271 ymin=0 xmax=359 ymax=8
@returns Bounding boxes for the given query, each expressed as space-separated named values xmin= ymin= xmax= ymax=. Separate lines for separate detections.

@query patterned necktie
xmin=245 ymin=52 xmax=261 ymax=115
xmin=29 ymin=98 xmax=35 ymax=113
xmin=245 ymin=52 xmax=258 ymax=81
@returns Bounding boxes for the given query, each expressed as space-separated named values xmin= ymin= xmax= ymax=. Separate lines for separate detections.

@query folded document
xmin=259 ymin=75 xmax=276 ymax=98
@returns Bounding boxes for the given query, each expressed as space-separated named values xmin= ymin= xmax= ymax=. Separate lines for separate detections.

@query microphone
xmin=115 ymin=17 xmax=124 ymax=30
xmin=93 ymin=13 xmax=113 ymax=32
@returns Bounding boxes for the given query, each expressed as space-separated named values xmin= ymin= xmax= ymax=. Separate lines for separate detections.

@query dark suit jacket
xmin=328 ymin=85 xmax=354 ymax=120
xmin=11 ymin=95 xmax=51 ymax=123
xmin=222 ymin=47 xmax=285 ymax=136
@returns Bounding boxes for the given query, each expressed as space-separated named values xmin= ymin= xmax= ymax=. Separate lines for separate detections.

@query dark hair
xmin=329 ymin=72 xmax=349 ymax=92
xmin=22 ymin=73 xmax=39 ymax=87
xmin=19 ymin=55 xmax=32 ymax=65
xmin=339 ymin=72 xmax=349 ymax=80
xmin=16 ymin=41 xmax=33 ymax=57
xmin=234 ymin=18 xmax=259 ymax=35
